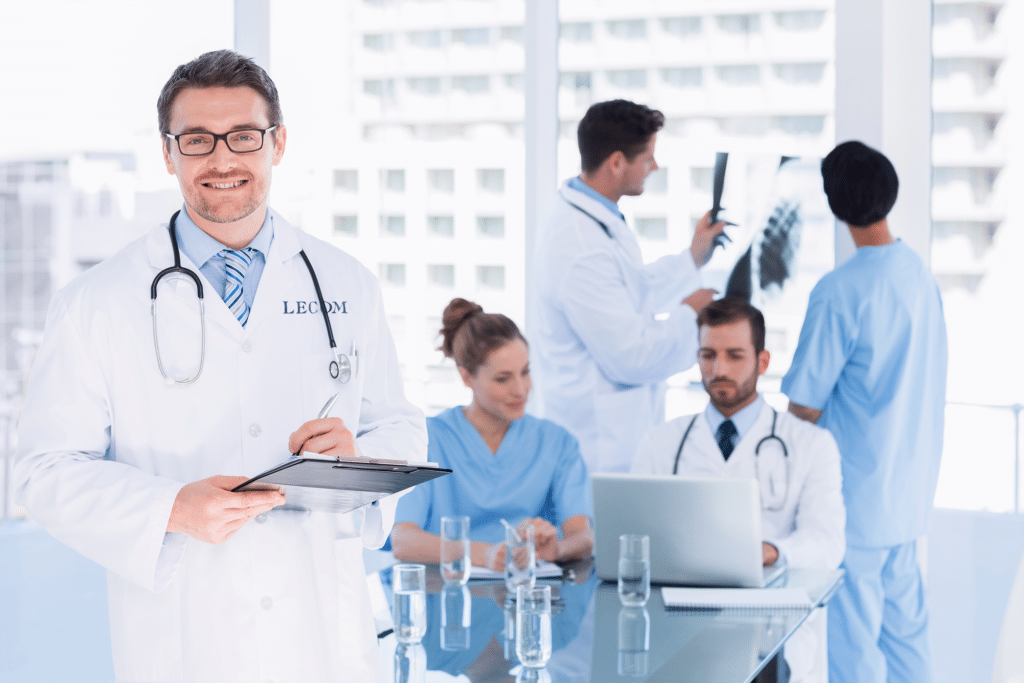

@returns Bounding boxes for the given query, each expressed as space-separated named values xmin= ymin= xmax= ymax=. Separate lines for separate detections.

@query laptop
xmin=591 ymin=473 xmax=783 ymax=588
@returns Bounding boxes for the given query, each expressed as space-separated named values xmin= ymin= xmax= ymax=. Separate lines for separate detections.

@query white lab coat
xmin=631 ymin=399 xmax=846 ymax=683
xmin=534 ymin=179 xmax=702 ymax=473
xmin=14 ymin=211 xmax=427 ymax=683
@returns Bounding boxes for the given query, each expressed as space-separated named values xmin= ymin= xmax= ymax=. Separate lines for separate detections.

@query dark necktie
xmin=716 ymin=419 xmax=738 ymax=461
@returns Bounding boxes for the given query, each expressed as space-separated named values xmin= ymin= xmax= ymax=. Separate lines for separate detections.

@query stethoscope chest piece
xmin=330 ymin=351 xmax=352 ymax=384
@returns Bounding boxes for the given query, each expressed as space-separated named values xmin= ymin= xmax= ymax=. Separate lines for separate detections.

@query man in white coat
xmin=14 ymin=50 xmax=427 ymax=683
xmin=534 ymin=99 xmax=724 ymax=473
xmin=631 ymin=297 xmax=845 ymax=682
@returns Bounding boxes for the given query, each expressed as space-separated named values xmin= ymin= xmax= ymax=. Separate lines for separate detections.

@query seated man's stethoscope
xmin=672 ymin=407 xmax=791 ymax=511
xmin=150 ymin=210 xmax=354 ymax=385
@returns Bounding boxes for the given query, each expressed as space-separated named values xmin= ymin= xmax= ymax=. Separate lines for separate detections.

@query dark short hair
xmin=821 ymin=140 xmax=899 ymax=227
xmin=439 ymin=298 xmax=526 ymax=375
xmin=157 ymin=50 xmax=283 ymax=138
xmin=577 ymin=99 xmax=664 ymax=173
xmin=696 ymin=297 xmax=766 ymax=356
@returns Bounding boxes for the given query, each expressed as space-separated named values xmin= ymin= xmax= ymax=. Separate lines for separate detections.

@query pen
xmin=317 ymin=392 xmax=341 ymax=419
xmin=500 ymin=518 xmax=516 ymax=535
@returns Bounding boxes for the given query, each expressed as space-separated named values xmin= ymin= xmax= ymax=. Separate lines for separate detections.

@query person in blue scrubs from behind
xmin=783 ymin=141 xmax=947 ymax=683
xmin=391 ymin=298 xmax=594 ymax=571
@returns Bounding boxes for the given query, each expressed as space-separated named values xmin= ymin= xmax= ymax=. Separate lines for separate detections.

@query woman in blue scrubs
xmin=391 ymin=298 xmax=594 ymax=571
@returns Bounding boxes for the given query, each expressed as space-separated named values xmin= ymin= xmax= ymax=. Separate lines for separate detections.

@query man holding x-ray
xmin=631 ymin=297 xmax=845 ymax=682
xmin=14 ymin=50 xmax=425 ymax=682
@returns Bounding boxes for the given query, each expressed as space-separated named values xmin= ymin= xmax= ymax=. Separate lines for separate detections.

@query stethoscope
xmin=150 ymin=210 xmax=356 ymax=385
xmin=672 ymin=407 xmax=791 ymax=511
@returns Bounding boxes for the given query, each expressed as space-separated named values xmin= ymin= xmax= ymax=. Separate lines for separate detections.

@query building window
xmin=407 ymin=77 xmax=442 ymax=95
xmin=428 ymin=215 xmax=454 ymax=238
xmin=427 ymin=169 xmax=455 ymax=193
xmin=427 ymin=264 xmax=455 ymax=288
xmin=476 ymin=216 xmax=505 ymax=238
xmin=499 ymin=26 xmax=523 ymax=43
xmin=452 ymin=27 xmax=489 ymax=46
xmin=607 ymin=69 xmax=647 ymax=89
xmin=716 ymin=64 xmax=761 ymax=86
xmin=379 ymin=215 xmax=406 ymax=237
xmin=379 ymin=263 xmax=406 ymax=286
xmin=716 ymin=13 xmax=761 ymax=34
xmin=636 ymin=217 xmax=668 ymax=241
xmin=477 ymin=265 xmax=505 ymax=289
xmin=773 ymin=10 xmax=826 ymax=31
xmin=503 ymin=73 xmax=524 ymax=91
xmin=606 ymin=19 xmax=647 ymax=39
xmin=363 ymin=33 xmax=394 ymax=51
xmin=452 ymin=75 xmax=490 ymax=94
xmin=381 ymin=169 xmax=405 ymax=192
xmin=660 ymin=67 xmax=703 ymax=88
xmin=773 ymin=63 xmax=826 ymax=84
xmin=561 ymin=22 xmax=593 ymax=42
xmin=645 ymin=168 xmax=668 ymax=194
xmin=476 ymin=169 xmax=505 ymax=193
xmin=407 ymin=29 xmax=443 ymax=48
xmin=334 ymin=169 xmax=358 ymax=191
xmin=363 ymin=78 xmax=396 ymax=99
xmin=334 ymin=215 xmax=357 ymax=237
xmin=660 ymin=16 xmax=702 ymax=38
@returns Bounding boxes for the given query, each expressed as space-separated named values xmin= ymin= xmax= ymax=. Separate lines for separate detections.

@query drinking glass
xmin=515 ymin=585 xmax=552 ymax=669
xmin=392 ymin=564 xmax=427 ymax=644
xmin=617 ymin=606 xmax=650 ymax=676
xmin=393 ymin=642 xmax=426 ymax=683
xmin=505 ymin=523 xmax=536 ymax=592
xmin=440 ymin=515 xmax=471 ymax=585
xmin=441 ymin=584 xmax=471 ymax=651
xmin=618 ymin=534 xmax=650 ymax=606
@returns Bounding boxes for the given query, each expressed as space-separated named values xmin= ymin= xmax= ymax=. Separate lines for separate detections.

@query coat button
xmin=261 ymin=595 xmax=273 ymax=610
xmin=241 ymin=341 xmax=253 ymax=353
xmin=255 ymin=513 xmax=267 ymax=524
xmin=250 ymin=424 xmax=261 ymax=437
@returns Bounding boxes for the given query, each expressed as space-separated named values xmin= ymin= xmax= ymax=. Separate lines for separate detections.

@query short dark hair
xmin=577 ymin=99 xmax=664 ymax=173
xmin=157 ymin=50 xmax=283 ymax=139
xmin=821 ymin=140 xmax=899 ymax=227
xmin=438 ymin=298 xmax=526 ymax=375
xmin=696 ymin=297 xmax=766 ymax=356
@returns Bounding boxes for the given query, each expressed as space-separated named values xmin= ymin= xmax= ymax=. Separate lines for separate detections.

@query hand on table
xmin=166 ymin=475 xmax=286 ymax=544
xmin=288 ymin=417 xmax=356 ymax=457
xmin=524 ymin=517 xmax=561 ymax=563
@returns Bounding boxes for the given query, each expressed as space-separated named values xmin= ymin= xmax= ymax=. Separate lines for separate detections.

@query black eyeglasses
xmin=165 ymin=126 xmax=278 ymax=156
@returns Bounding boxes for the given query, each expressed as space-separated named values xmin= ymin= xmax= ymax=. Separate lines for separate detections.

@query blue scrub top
xmin=394 ymin=407 xmax=594 ymax=543
xmin=782 ymin=240 xmax=947 ymax=547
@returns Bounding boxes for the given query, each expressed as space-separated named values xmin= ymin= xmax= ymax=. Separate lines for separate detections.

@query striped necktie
xmin=222 ymin=248 xmax=255 ymax=326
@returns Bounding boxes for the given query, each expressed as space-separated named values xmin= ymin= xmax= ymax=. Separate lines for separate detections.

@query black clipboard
xmin=232 ymin=455 xmax=452 ymax=514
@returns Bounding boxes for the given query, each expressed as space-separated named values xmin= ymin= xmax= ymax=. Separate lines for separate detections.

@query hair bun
xmin=439 ymin=298 xmax=484 ymax=358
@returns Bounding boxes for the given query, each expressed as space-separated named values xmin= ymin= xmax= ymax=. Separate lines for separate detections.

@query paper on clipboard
xmin=232 ymin=453 xmax=451 ymax=514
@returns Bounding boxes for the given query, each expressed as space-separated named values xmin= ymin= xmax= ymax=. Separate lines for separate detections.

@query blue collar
xmin=567 ymin=176 xmax=623 ymax=220
xmin=705 ymin=395 xmax=764 ymax=442
xmin=174 ymin=205 xmax=273 ymax=268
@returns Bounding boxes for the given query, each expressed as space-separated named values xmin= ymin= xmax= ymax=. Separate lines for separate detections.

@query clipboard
xmin=232 ymin=454 xmax=452 ymax=514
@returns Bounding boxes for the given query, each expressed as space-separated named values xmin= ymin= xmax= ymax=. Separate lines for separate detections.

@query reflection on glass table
xmin=378 ymin=559 xmax=842 ymax=683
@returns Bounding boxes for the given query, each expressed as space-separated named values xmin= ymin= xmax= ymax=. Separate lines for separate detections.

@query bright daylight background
xmin=1 ymin=1 xmax=1022 ymax=682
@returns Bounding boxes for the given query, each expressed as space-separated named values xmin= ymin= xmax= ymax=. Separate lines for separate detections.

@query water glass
xmin=505 ymin=523 xmax=536 ymax=592
xmin=441 ymin=584 xmax=471 ymax=651
xmin=440 ymin=515 xmax=471 ymax=585
xmin=393 ymin=642 xmax=426 ymax=683
xmin=617 ymin=606 xmax=650 ymax=677
xmin=618 ymin=534 xmax=650 ymax=606
xmin=392 ymin=564 xmax=427 ymax=644
xmin=516 ymin=585 xmax=552 ymax=669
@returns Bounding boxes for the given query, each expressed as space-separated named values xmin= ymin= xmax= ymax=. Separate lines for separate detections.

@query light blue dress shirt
xmin=704 ymin=395 xmax=764 ymax=450
xmin=394 ymin=407 xmax=593 ymax=544
xmin=173 ymin=205 xmax=274 ymax=310
xmin=782 ymin=240 xmax=947 ymax=547
xmin=567 ymin=176 xmax=624 ymax=220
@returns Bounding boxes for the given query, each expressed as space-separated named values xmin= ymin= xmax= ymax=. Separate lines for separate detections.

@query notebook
xmin=468 ymin=560 xmax=564 ymax=580
xmin=661 ymin=586 xmax=813 ymax=609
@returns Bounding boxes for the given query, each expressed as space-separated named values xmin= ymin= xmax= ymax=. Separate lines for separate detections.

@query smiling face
xmin=618 ymin=133 xmax=658 ymax=197
xmin=459 ymin=338 xmax=532 ymax=424
xmin=698 ymin=318 xmax=770 ymax=417
xmin=162 ymin=86 xmax=286 ymax=242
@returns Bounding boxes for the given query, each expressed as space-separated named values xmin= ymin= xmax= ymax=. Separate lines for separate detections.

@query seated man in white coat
xmin=14 ymin=50 xmax=426 ymax=683
xmin=631 ymin=297 xmax=845 ymax=683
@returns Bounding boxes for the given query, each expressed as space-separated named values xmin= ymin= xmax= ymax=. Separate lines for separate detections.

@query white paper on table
xmin=661 ymin=586 xmax=812 ymax=609
xmin=469 ymin=560 xmax=564 ymax=580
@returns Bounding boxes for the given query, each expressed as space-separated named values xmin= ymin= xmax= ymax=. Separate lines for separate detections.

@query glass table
xmin=371 ymin=557 xmax=843 ymax=683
